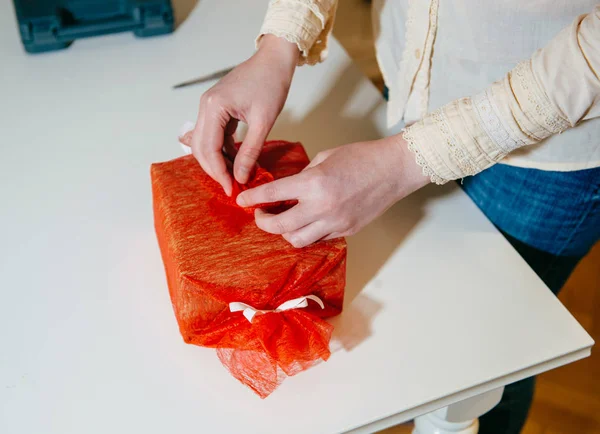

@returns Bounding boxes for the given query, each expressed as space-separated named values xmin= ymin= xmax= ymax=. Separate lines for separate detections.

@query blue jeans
xmin=461 ymin=163 xmax=600 ymax=434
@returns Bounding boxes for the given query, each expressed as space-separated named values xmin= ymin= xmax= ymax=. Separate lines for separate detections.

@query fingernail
xmin=236 ymin=194 xmax=246 ymax=207
xmin=236 ymin=166 xmax=249 ymax=180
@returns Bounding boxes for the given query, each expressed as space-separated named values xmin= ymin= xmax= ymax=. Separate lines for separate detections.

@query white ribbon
xmin=229 ymin=295 xmax=325 ymax=323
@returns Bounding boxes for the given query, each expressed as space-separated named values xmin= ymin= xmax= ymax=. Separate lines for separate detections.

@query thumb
xmin=234 ymin=123 xmax=269 ymax=184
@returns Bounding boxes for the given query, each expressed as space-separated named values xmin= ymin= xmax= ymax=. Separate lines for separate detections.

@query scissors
xmin=172 ymin=66 xmax=235 ymax=89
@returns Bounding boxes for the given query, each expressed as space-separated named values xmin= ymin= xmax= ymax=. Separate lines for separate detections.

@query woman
xmin=188 ymin=1 xmax=600 ymax=432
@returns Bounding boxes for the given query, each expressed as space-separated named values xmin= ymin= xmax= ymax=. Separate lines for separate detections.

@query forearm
xmin=257 ymin=34 xmax=300 ymax=71
xmin=404 ymin=5 xmax=600 ymax=184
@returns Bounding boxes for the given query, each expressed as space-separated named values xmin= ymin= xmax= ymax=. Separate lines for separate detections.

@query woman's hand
xmin=190 ymin=35 xmax=299 ymax=196
xmin=236 ymin=135 xmax=430 ymax=247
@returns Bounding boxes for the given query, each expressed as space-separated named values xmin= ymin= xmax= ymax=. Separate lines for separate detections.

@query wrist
xmin=384 ymin=134 xmax=430 ymax=200
xmin=257 ymin=34 xmax=300 ymax=69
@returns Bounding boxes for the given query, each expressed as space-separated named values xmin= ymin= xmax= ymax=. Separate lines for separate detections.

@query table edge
xmin=345 ymin=345 xmax=592 ymax=434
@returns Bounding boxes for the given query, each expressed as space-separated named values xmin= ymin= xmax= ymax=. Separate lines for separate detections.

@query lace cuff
xmin=402 ymin=99 xmax=482 ymax=185
xmin=402 ymin=60 xmax=571 ymax=183
xmin=256 ymin=0 xmax=337 ymax=66
xmin=509 ymin=61 xmax=570 ymax=139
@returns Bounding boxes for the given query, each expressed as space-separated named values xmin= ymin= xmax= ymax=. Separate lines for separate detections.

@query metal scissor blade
xmin=172 ymin=66 xmax=236 ymax=89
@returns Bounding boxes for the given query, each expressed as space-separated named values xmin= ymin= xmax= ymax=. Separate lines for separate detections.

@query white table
xmin=0 ymin=1 xmax=594 ymax=434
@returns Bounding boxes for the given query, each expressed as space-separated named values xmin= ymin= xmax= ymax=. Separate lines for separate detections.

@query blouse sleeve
xmin=256 ymin=0 xmax=339 ymax=66
xmin=403 ymin=5 xmax=600 ymax=184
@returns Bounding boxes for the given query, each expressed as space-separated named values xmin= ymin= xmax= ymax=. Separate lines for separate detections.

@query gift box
xmin=151 ymin=140 xmax=346 ymax=398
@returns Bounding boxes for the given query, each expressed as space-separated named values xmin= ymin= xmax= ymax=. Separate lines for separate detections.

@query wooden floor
xmin=332 ymin=2 xmax=600 ymax=433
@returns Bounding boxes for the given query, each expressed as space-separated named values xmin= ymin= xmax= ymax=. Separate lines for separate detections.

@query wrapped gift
xmin=151 ymin=140 xmax=346 ymax=398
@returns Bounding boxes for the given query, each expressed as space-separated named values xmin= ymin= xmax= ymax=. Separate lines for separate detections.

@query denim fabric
xmin=461 ymin=163 xmax=600 ymax=434
xmin=462 ymin=164 xmax=600 ymax=257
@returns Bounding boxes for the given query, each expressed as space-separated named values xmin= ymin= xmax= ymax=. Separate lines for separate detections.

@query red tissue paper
xmin=151 ymin=140 xmax=346 ymax=398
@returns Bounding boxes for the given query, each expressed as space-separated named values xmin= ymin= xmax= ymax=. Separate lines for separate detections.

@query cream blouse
xmin=257 ymin=0 xmax=600 ymax=183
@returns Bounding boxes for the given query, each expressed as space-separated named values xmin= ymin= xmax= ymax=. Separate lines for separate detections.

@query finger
xmin=237 ymin=174 xmax=304 ymax=207
xmin=323 ymin=232 xmax=346 ymax=241
xmin=224 ymin=118 xmax=239 ymax=138
xmin=178 ymin=121 xmax=196 ymax=147
xmin=224 ymin=121 xmax=261 ymax=176
xmin=179 ymin=122 xmax=196 ymax=155
xmin=179 ymin=133 xmax=194 ymax=155
xmin=179 ymin=131 xmax=194 ymax=148
xmin=234 ymin=122 xmax=269 ymax=184
xmin=223 ymin=135 xmax=235 ymax=171
xmin=191 ymin=146 xmax=214 ymax=179
xmin=205 ymin=146 xmax=233 ymax=196
xmin=282 ymin=220 xmax=332 ymax=248
xmin=221 ymin=118 xmax=240 ymax=172
xmin=223 ymin=135 xmax=238 ymax=157
xmin=193 ymin=100 xmax=233 ymax=196
xmin=254 ymin=205 xmax=314 ymax=235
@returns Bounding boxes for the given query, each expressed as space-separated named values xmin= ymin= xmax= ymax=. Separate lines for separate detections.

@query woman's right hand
xmin=190 ymin=34 xmax=300 ymax=196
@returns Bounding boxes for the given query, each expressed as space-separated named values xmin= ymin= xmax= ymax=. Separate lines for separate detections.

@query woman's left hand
xmin=236 ymin=135 xmax=430 ymax=247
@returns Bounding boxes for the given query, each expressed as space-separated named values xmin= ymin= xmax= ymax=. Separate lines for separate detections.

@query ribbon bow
xmin=229 ymin=295 xmax=325 ymax=323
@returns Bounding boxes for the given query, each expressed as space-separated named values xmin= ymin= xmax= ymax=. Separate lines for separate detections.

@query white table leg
xmin=413 ymin=387 xmax=504 ymax=434
xmin=413 ymin=408 xmax=479 ymax=434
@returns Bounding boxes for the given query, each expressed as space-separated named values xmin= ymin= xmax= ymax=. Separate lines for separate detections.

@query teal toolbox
xmin=14 ymin=0 xmax=174 ymax=53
